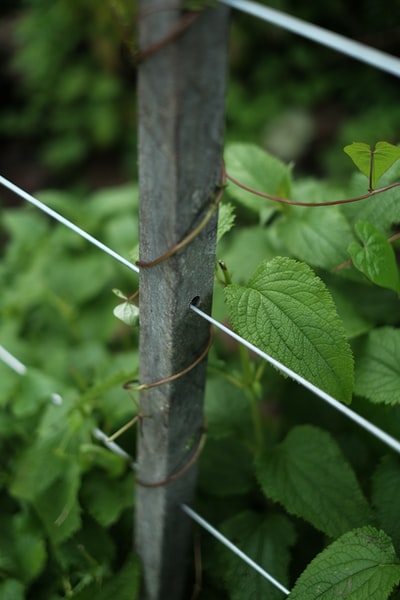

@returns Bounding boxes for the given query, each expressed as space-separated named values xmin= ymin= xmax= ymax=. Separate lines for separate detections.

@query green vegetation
xmin=1 ymin=1 xmax=400 ymax=598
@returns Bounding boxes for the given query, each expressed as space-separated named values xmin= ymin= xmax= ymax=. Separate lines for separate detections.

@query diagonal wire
xmin=190 ymin=304 xmax=400 ymax=455
xmin=218 ymin=0 xmax=400 ymax=78
xmin=2 ymin=175 xmax=400 ymax=453
xmin=0 ymin=175 xmax=139 ymax=274
xmin=182 ymin=504 xmax=290 ymax=595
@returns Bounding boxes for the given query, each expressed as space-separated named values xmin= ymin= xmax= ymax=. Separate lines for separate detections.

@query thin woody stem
xmin=137 ymin=172 xmax=226 ymax=268
xmin=226 ymin=171 xmax=400 ymax=207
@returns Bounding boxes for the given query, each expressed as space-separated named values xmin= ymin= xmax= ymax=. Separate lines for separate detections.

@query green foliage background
xmin=1 ymin=1 xmax=400 ymax=598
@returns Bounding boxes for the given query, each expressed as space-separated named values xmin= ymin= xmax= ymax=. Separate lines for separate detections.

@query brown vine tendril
xmin=136 ymin=12 xmax=200 ymax=63
xmin=136 ymin=425 xmax=207 ymax=488
xmin=124 ymin=326 xmax=214 ymax=391
xmin=136 ymin=171 xmax=226 ymax=268
xmin=225 ymin=171 xmax=400 ymax=207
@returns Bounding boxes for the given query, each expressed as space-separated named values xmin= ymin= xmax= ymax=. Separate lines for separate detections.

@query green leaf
xmin=348 ymin=221 xmax=400 ymax=294
xmin=256 ymin=425 xmax=374 ymax=538
xmin=204 ymin=375 xmax=251 ymax=439
xmin=289 ymin=526 xmax=400 ymax=599
xmin=354 ymin=327 xmax=400 ymax=405
xmin=112 ymin=288 xmax=128 ymax=300
xmin=10 ymin=434 xmax=70 ymax=500
xmin=372 ymin=456 xmax=400 ymax=555
xmin=33 ymin=462 xmax=81 ymax=544
xmin=344 ymin=170 xmax=400 ymax=231
xmin=217 ymin=226 xmax=278 ymax=284
xmin=0 ymin=580 xmax=25 ymax=600
xmin=72 ymin=554 xmax=140 ymax=600
xmin=217 ymin=202 xmax=236 ymax=242
xmin=219 ymin=512 xmax=296 ymax=600
xmin=81 ymin=473 xmax=134 ymax=527
xmin=224 ymin=142 xmax=292 ymax=221
xmin=12 ymin=368 xmax=60 ymax=417
xmin=344 ymin=141 xmax=400 ymax=189
xmin=276 ymin=205 xmax=353 ymax=270
xmin=224 ymin=257 xmax=354 ymax=402
xmin=198 ymin=437 xmax=255 ymax=496
xmin=113 ymin=302 xmax=139 ymax=326
xmin=12 ymin=513 xmax=47 ymax=583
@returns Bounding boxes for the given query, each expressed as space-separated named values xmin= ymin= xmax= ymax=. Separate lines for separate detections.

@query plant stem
xmin=239 ymin=344 xmax=264 ymax=452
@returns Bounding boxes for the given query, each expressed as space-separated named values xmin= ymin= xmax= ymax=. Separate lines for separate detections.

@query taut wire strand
xmin=217 ymin=0 xmax=400 ymax=78
xmin=181 ymin=504 xmax=291 ymax=595
xmin=0 ymin=175 xmax=139 ymax=274
xmin=0 ymin=345 xmax=27 ymax=375
xmin=190 ymin=304 xmax=400 ymax=455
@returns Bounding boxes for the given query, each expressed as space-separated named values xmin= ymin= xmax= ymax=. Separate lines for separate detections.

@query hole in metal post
xmin=191 ymin=296 xmax=201 ymax=308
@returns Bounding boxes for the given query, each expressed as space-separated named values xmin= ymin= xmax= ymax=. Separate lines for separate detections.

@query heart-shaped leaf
xmin=348 ymin=221 xmax=400 ymax=294
xmin=344 ymin=141 xmax=400 ymax=189
xmin=113 ymin=302 xmax=139 ymax=326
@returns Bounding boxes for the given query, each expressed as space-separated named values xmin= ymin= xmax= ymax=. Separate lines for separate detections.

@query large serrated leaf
xmin=224 ymin=142 xmax=291 ymax=221
xmin=219 ymin=511 xmax=296 ymax=600
xmin=224 ymin=257 xmax=354 ymax=402
xmin=348 ymin=221 xmax=400 ymax=294
xmin=256 ymin=425 xmax=374 ymax=538
xmin=289 ymin=526 xmax=400 ymax=599
xmin=354 ymin=327 xmax=400 ymax=405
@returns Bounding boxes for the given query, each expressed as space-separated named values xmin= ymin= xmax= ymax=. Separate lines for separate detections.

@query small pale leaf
xmin=289 ymin=526 xmax=400 ymax=600
xmin=256 ymin=425 xmax=374 ymax=538
xmin=348 ymin=221 xmax=400 ymax=294
xmin=354 ymin=327 xmax=400 ymax=405
xmin=113 ymin=302 xmax=139 ymax=326
xmin=224 ymin=257 xmax=354 ymax=402
xmin=217 ymin=202 xmax=236 ymax=242
xmin=112 ymin=288 xmax=128 ymax=300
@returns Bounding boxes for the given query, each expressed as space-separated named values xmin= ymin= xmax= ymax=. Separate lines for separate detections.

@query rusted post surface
xmin=136 ymin=3 xmax=229 ymax=599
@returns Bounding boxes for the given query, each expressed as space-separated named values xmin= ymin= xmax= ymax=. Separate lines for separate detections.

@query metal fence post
xmin=136 ymin=3 xmax=230 ymax=599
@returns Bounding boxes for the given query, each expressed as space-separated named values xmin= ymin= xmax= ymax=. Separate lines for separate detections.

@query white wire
xmin=0 ymin=175 xmax=139 ymax=274
xmin=182 ymin=503 xmax=290 ymax=595
xmin=2 ymin=176 xmax=400 ymax=452
xmin=218 ymin=0 xmax=400 ymax=78
xmin=190 ymin=304 xmax=400 ymax=455
xmin=93 ymin=428 xmax=137 ymax=468
xmin=0 ymin=344 xmax=27 ymax=375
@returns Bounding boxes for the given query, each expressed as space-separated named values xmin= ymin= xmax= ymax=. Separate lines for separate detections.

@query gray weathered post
xmin=136 ymin=3 xmax=229 ymax=599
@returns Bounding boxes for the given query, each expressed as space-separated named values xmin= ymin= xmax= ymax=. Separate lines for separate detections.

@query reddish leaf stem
xmin=225 ymin=171 xmax=400 ymax=207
